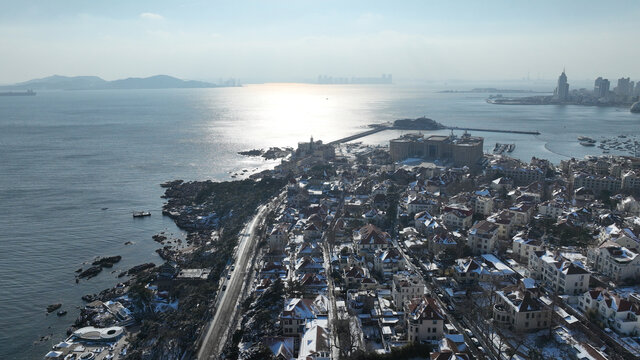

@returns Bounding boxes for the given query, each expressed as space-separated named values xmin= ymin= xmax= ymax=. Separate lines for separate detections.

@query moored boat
xmin=132 ymin=211 xmax=151 ymax=218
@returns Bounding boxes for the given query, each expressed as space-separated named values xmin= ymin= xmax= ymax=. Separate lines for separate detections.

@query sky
xmin=0 ymin=0 xmax=639 ymax=84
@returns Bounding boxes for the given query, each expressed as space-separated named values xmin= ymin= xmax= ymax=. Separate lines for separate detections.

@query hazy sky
xmin=1 ymin=0 xmax=639 ymax=84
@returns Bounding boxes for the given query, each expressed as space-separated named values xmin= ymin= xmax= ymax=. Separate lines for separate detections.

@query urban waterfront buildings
xmin=389 ymin=132 xmax=484 ymax=167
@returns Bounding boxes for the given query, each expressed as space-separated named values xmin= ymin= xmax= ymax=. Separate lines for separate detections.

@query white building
xmin=579 ymin=289 xmax=640 ymax=336
xmin=528 ymin=250 xmax=590 ymax=295
xmin=588 ymin=242 xmax=640 ymax=282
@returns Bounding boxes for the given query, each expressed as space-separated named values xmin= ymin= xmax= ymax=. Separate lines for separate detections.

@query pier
xmin=445 ymin=126 xmax=540 ymax=135
xmin=327 ymin=126 xmax=391 ymax=145
xmin=329 ymin=125 xmax=539 ymax=144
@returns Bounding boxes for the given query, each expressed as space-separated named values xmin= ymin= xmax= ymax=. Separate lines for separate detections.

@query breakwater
xmin=329 ymin=125 xmax=539 ymax=144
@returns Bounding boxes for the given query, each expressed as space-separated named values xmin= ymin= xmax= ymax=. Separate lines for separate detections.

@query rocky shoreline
xmin=53 ymin=174 xmax=287 ymax=359
xmin=237 ymin=146 xmax=292 ymax=160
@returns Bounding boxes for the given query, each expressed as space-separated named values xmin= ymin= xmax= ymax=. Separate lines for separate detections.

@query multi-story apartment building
xmin=529 ymin=250 xmax=590 ymax=295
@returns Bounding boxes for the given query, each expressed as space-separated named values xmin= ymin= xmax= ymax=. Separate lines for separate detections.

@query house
xmin=493 ymin=289 xmax=551 ymax=332
xmin=353 ymin=224 xmax=391 ymax=257
xmin=374 ymin=248 xmax=405 ymax=277
xmin=405 ymin=296 xmax=445 ymax=342
xmin=281 ymin=298 xmax=323 ymax=349
xmin=587 ymin=242 xmax=640 ymax=282
xmin=578 ymin=288 xmax=640 ymax=336
xmin=407 ymin=194 xmax=439 ymax=215
xmin=487 ymin=210 xmax=518 ymax=240
xmin=453 ymin=255 xmax=515 ymax=286
xmin=618 ymin=196 xmax=640 ymax=216
xmin=297 ymin=324 xmax=330 ymax=360
xmin=269 ymin=224 xmax=290 ymax=253
xmin=598 ymin=224 xmax=639 ymax=249
xmin=295 ymin=257 xmax=324 ymax=275
xmin=491 ymin=177 xmax=514 ymax=191
xmin=392 ymin=273 xmax=425 ymax=307
xmin=428 ymin=233 xmax=458 ymax=256
xmin=511 ymin=231 xmax=543 ymax=264
xmin=539 ymin=199 xmax=567 ymax=219
xmin=528 ymin=250 xmax=590 ymax=296
xmin=429 ymin=351 xmax=471 ymax=360
xmin=472 ymin=194 xmax=494 ymax=216
xmin=343 ymin=265 xmax=368 ymax=288
xmin=442 ymin=204 xmax=473 ymax=230
xmin=264 ymin=336 xmax=295 ymax=360
xmin=467 ymin=220 xmax=499 ymax=254
xmin=508 ymin=202 xmax=534 ymax=226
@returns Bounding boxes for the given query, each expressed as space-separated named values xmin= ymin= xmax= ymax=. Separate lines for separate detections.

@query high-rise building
xmin=615 ymin=77 xmax=632 ymax=96
xmin=554 ymin=70 xmax=569 ymax=101
xmin=594 ymin=77 xmax=610 ymax=99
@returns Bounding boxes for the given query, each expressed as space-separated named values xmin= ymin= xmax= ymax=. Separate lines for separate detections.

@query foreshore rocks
xmin=78 ymin=266 xmax=102 ymax=279
xmin=152 ymin=234 xmax=167 ymax=243
xmin=118 ymin=262 xmax=155 ymax=278
xmin=77 ymin=255 xmax=122 ymax=279
xmin=92 ymin=255 xmax=122 ymax=268
xmin=47 ymin=303 xmax=62 ymax=313
xmin=238 ymin=147 xmax=292 ymax=160
xmin=238 ymin=149 xmax=263 ymax=156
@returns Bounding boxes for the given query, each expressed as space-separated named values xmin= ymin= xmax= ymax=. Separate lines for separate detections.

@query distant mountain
xmin=107 ymin=75 xmax=215 ymax=89
xmin=0 ymin=75 xmax=222 ymax=90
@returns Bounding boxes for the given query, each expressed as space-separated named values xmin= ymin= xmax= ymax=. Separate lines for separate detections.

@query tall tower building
xmin=594 ymin=77 xmax=610 ymax=99
xmin=554 ymin=70 xmax=570 ymax=102
xmin=615 ymin=77 xmax=632 ymax=97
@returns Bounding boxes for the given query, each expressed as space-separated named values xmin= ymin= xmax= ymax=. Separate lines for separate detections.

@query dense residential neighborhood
xmin=44 ymin=134 xmax=640 ymax=360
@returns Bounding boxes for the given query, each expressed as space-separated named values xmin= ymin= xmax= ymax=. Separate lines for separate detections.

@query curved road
xmin=197 ymin=203 xmax=269 ymax=359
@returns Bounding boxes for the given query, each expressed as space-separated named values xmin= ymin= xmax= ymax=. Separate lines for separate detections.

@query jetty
xmin=446 ymin=126 xmax=539 ymax=135
xmin=328 ymin=117 xmax=540 ymax=144
xmin=327 ymin=126 xmax=391 ymax=145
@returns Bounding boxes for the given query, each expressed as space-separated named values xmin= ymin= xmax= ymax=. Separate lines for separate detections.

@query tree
xmin=333 ymin=317 xmax=363 ymax=359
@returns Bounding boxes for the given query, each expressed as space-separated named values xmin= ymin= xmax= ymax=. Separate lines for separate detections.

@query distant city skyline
xmin=1 ymin=1 xmax=639 ymax=84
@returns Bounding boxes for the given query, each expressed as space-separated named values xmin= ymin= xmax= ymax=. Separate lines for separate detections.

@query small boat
xmin=132 ymin=211 xmax=151 ymax=218
xmin=101 ymin=207 xmax=108 ymax=211
xmin=56 ymin=310 xmax=67 ymax=316
xmin=580 ymin=141 xmax=595 ymax=147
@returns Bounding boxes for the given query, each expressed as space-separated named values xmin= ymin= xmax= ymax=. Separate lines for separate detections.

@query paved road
xmin=197 ymin=204 xmax=269 ymax=360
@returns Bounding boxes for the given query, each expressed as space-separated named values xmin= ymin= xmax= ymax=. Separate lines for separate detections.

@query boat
xmin=580 ymin=141 xmax=596 ymax=147
xmin=132 ymin=211 xmax=151 ymax=218
xmin=0 ymin=89 xmax=36 ymax=96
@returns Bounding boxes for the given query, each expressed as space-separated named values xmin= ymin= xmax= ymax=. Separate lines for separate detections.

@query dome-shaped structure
xmin=631 ymin=102 xmax=640 ymax=113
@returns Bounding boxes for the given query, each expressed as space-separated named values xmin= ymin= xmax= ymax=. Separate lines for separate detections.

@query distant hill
xmin=0 ymin=75 xmax=223 ymax=90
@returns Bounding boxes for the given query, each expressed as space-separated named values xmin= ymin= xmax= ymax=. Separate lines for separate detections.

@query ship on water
xmin=0 ymin=89 xmax=36 ymax=96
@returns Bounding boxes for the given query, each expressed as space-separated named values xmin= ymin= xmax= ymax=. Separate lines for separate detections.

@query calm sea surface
xmin=1 ymin=84 xmax=639 ymax=359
